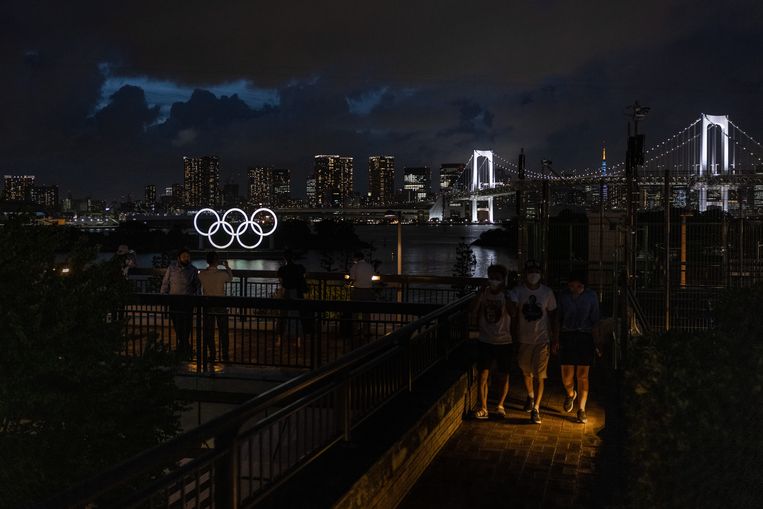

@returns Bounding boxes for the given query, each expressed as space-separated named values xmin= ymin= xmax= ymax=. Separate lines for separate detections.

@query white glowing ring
xmin=194 ymin=207 xmax=278 ymax=249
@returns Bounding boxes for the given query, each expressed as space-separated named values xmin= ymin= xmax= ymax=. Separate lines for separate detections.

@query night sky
xmin=2 ymin=1 xmax=762 ymax=200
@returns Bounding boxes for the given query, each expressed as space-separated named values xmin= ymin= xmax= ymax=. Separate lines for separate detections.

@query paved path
xmin=400 ymin=381 xmax=605 ymax=509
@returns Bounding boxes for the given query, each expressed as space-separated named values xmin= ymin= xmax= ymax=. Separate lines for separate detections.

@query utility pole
xmin=541 ymin=159 xmax=552 ymax=277
xmin=516 ymin=149 xmax=527 ymax=272
xmin=624 ymin=101 xmax=648 ymax=340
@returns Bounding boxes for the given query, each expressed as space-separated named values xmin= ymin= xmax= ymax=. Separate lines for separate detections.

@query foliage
xmin=320 ymin=250 xmax=337 ymax=272
xmin=623 ymin=285 xmax=763 ymax=508
xmin=0 ymin=224 xmax=184 ymax=507
xmin=452 ymin=237 xmax=477 ymax=279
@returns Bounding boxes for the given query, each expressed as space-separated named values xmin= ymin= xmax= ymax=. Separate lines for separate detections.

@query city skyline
xmin=2 ymin=2 xmax=761 ymax=201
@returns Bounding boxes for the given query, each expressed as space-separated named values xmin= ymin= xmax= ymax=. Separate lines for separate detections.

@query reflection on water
xmin=132 ymin=225 xmax=517 ymax=277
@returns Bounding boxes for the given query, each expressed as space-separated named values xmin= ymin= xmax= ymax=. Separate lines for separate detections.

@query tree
xmin=0 ymin=224 xmax=184 ymax=507
xmin=452 ymin=237 xmax=477 ymax=279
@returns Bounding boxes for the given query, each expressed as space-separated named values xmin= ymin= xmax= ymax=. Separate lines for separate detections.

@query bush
xmin=0 ymin=224 xmax=185 ymax=507
xmin=623 ymin=286 xmax=763 ymax=508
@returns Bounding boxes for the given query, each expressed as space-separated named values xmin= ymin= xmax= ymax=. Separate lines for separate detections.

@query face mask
xmin=488 ymin=278 xmax=502 ymax=289
xmin=527 ymin=273 xmax=541 ymax=285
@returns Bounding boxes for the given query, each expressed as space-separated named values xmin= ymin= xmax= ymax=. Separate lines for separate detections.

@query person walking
xmin=555 ymin=272 xmax=600 ymax=424
xmin=510 ymin=260 xmax=558 ymax=424
xmin=472 ymin=264 xmax=515 ymax=420
xmin=276 ymin=250 xmax=308 ymax=347
xmin=198 ymin=251 xmax=233 ymax=363
xmin=160 ymin=248 xmax=199 ymax=359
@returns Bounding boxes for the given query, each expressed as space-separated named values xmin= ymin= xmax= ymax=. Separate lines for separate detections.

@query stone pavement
xmin=399 ymin=380 xmax=606 ymax=509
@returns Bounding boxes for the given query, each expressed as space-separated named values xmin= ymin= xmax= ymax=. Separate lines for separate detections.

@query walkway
xmin=400 ymin=382 xmax=606 ymax=509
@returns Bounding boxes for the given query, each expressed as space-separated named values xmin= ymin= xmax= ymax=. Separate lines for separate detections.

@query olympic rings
xmin=193 ymin=207 xmax=278 ymax=249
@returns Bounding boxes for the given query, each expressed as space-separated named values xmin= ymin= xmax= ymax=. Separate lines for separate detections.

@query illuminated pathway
xmin=400 ymin=382 xmax=607 ymax=509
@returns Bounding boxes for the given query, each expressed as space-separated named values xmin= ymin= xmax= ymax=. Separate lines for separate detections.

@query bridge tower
xmin=698 ymin=114 xmax=731 ymax=212
xmin=470 ymin=150 xmax=496 ymax=222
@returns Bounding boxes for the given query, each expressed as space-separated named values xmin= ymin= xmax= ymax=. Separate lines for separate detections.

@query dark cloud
xmin=94 ymin=85 xmax=159 ymax=139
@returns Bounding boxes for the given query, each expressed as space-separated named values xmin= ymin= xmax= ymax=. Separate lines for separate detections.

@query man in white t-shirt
xmin=198 ymin=251 xmax=233 ymax=363
xmin=510 ymin=259 xmax=558 ymax=424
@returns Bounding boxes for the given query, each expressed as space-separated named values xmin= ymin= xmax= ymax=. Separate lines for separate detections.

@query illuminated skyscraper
xmin=314 ymin=155 xmax=353 ymax=207
xmin=30 ymin=185 xmax=59 ymax=209
xmin=306 ymin=177 xmax=316 ymax=206
xmin=248 ymin=167 xmax=272 ymax=205
xmin=403 ymin=166 xmax=431 ymax=202
xmin=3 ymin=175 xmax=35 ymax=201
xmin=144 ymin=184 xmax=156 ymax=204
xmin=439 ymin=163 xmax=465 ymax=193
xmin=368 ymin=156 xmax=395 ymax=205
xmin=248 ymin=167 xmax=291 ymax=206
xmin=183 ymin=156 xmax=220 ymax=208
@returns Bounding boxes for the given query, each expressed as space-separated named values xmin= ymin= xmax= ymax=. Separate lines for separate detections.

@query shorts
xmin=475 ymin=341 xmax=512 ymax=373
xmin=559 ymin=331 xmax=595 ymax=366
xmin=518 ymin=343 xmax=549 ymax=379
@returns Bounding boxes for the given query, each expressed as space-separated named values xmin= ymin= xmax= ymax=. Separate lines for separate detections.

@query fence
xmin=38 ymin=293 xmax=474 ymax=509
xmin=122 ymin=294 xmax=441 ymax=370
xmin=515 ymin=177 xmax=763 ymax=333
xmin=128 ymin=269 xmax=481 ymax=306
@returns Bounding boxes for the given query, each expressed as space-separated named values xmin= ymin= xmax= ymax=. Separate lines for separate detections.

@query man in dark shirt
xmin=276 ymin=250 xmax=308 ymax=346
xmin=554 ymin=272 xmax=600 ymax=424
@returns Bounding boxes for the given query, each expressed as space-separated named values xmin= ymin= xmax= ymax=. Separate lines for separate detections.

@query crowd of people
xmin=472 ymin=260 xmax=601 ymax=424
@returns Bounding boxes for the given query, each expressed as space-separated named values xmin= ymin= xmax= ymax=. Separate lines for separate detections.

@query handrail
xmin=35 ymin=292 xmax=476 ymax=509
xmin=129 ymin=292 xmax=441 ymax=314
xmin=128 ymin=267 xmax=486 ymax=286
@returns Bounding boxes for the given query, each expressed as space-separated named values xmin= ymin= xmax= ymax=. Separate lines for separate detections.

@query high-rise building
xmin=439 ymin=163 xmax=465 ymax=193
xmin=223 ymin=183 xmax=240 ymax=207
xmin=272 ymin=169 xmax=291 ymax=206
xmin=403 ymin=166 xmax=431 ymax=202
xmin=314 ymin=155 xmax=353 ymax=207
xmin=306 ymin=177 xmax=316 ymax=206
xmin=183 ymin=156 xmax=220 ymax=208
xmin=144 ymin=184 xmax=156 ymax=205
xmin=30 ymin=185 xmax=59 ymax=210
xmin=3 ymin=175 xmax=35 ymax=201
xmin=368 ymin=156 xmax=395 ymax=205
xmin=248 ymin=167 xmax=270 ymax=205
xmin=247 ymin=167 xmax=291 ymax=206
xmin=171 ymin=183 xmax=184 ymax=209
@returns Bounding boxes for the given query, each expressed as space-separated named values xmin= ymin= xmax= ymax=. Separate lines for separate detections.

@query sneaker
xmin=563 ymin=391 xmax=577 ymax=413
xmin=531 ymin=408 xmax=542 ymax=424
xmin=577 ymin=409 xmax=588 ymax=424
xmin=523 ymin=396 xmax=534 ymax=413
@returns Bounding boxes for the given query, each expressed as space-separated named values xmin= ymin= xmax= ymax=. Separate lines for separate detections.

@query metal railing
xmin=127 ymin=269 xmax=482 ymax=305
xmin=39 ymin=293 xmax=474 ymax=509
xmin=122 ymin=294 xmax=441 ymax=370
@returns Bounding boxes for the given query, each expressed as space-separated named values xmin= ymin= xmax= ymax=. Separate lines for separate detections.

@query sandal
xmin=495 ymin=405 xmax=506 ymax=418
xmin=474 ymin=408 xmax=489 ymax=420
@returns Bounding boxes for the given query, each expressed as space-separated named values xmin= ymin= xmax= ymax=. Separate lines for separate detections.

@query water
xmin=131 ymin=225 xmax=517 ymax=277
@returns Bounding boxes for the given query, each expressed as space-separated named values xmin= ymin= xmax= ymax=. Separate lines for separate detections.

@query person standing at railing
xmin=276 ymin=250 xmax=308 ymax=347
xmin=510 ymin=259 xmax=558 ymax=424
xmin=471 ymin=264 xmax=516 ymax=420
xmin=554 ymin=272 xmax=600 ymax=424
xmin=198 ymin=251 xmax=232 ymax=363
xmin=160 ymin=248 xmax=199 ymax=359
